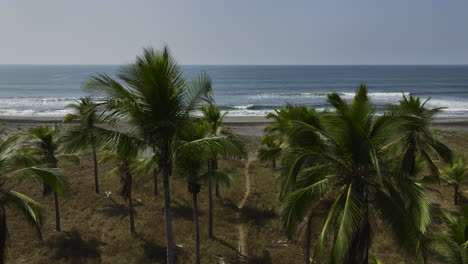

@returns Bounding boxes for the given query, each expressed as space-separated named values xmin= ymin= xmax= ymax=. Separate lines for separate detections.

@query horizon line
xmin=1 ymin=63 xmax=468 ymax=67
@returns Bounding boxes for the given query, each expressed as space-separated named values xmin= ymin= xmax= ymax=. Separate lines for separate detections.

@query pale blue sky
xmin=1 ymin=0 xmax=467 ymax=65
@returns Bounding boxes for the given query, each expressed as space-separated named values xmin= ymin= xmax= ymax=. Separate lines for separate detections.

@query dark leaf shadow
xmin=47 ymin=230 xmax=104 ymax=263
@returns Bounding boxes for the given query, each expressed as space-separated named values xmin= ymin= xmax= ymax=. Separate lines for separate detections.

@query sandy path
xmin=237 ymin=154 xmax=254 ymax=257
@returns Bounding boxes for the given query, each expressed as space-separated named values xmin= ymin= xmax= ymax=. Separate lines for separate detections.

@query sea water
xmin=0 ymin=65 xmax=467 ymax=117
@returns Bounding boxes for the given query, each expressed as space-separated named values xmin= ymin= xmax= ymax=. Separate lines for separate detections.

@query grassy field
xmin=4 ymin=131 xmax=468 ymax=264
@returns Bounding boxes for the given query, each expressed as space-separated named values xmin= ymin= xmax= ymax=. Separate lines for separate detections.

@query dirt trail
xmin=237 ymin=154 xmax=254 ymax=257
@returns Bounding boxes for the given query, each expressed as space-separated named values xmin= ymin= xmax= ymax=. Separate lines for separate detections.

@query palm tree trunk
xmin=54 ymin=191 xmax=61 ymax=231
xmin=153 ymin=168 xmax=160 ymax=196
xmin=214 ymin=159 xmax=220 ymax=198
xmin=0 ymin=207 xmax=6 ymax=264
xmin=42 ymin=183 xmax=52 ymax=196
xmin=127 ymin=171 xmax=135 ymax=234
xmin=208 ymin=160 xmax=214 ymax=239
xmin=190 ymin=184 xmax=201 ymax=264
xmin=91 ymin=132 xmax=99 ymax=194
xmin=303 ymin=216 xmax=312 ymax=264
xmin=162 ymin=164 xmax=175 ymax=264
xmin=454 ymin=185 xmax=460 ymax=205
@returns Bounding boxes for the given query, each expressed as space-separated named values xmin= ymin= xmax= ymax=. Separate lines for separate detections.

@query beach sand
xmin=1 ymin=115 xmax=468 ymax=137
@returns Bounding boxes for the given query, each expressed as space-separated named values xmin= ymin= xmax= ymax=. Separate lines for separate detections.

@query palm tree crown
xmin=279 ymin=85 xmax=436 ymax=263
xmin=82 ymin=46 xmax=213 ymax=264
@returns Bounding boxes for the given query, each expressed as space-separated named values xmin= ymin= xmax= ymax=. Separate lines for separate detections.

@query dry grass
xmin=4 ymin=131 xmax=468 ymax=264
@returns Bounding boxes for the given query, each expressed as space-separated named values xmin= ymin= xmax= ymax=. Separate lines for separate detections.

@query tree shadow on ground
xmin=171 ymin=200 xmax=203 ymax=221
xmin=135 ymin=234 xmax=184 ymax=264
xmin=96 ymin=198 xmax=139 ymax=218
xmin=238 ymin=206 xmax=276 ymax=226
xmin=215 ymin=250 xmax=272 ymax=264
xmin=47 ymin=230 xmax=104 ymax=264
xmin=246 ymin=250 xmax=272 ymax=264
xmin=141 ymin=239 xmax=167 ymax=263
xmin=212 ymin=236 xmax=239 ymax=254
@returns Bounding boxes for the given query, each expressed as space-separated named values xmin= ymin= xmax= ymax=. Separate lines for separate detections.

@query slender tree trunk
xmin=272 ymin=159 xmax=276 ymax=169
xmin=162 ymin=164 xmax=175 ymax=264
xmin=0 ymin=207 xmax=7 ymax=264
xmin=454 ymin=185 xmax=460 ymax=205
xmin=54 ymin=191 xmax=61 ymax=231
xmin=208 ymin=160 xmax=214 ymax=239
xmin=214 ymin=159 xmax=220 ymax=198
xmin=91 ymin=132 xmax=99 ymax=194
xmin=153 ymin=168 xmax=160 ymax=196
xmin=303 ymin=216 xmax=312 ymax=264
xmin=190 ymin=184 xmax=201 ymax=264
xmin=127 ymin=171 xmax=135 ymax=234
xmin=42 ymin=183 xmax=52 ymax=196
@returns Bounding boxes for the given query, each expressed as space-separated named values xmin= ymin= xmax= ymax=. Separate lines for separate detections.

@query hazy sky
xmin=1 ymin=0 xmax=467 ymax=65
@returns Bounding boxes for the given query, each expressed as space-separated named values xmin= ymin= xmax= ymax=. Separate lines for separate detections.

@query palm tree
xmin=259 ymin=104 xmax=321 ymax=169
xmin=200 ymin=104 xmax=246 ymax=238
xmin=82 ymin=47 xmax=213 ymax=264
xmin=0 ymin=134 xmax=68 ymax=263
xmin=26 ymin=125 xmax=71 ymax=232
xmin=99 ymin=131 xmax=145 ymax=233
xmin=201 ymin=104 xmax=227 ymax=198
xmin=434 ymin=207 xmax=468 ymax=263
xmin=280 ymin=85 xmax=434 ymax=263
xmin=391 ymin=94 xmax=453 ymax=176
xmin=258 ymin=133 xmax=281 ymax=168
xmin=175 ymin=121 xmax=245 ymax=264
xmin=440 ymin=157 xmax=468 ymax=205
xmin=62 ymin=97 xmax=103 ymax=194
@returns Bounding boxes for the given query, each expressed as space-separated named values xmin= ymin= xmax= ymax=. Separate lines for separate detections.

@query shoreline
xmin=1 ymin=116 xmax=468 ymax=137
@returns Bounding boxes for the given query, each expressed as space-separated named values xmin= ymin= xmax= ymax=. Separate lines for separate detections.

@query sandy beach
xmin=2 ymin=115 xmax=468 ymax=137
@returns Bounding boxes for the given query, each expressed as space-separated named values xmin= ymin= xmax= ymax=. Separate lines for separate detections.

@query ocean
xmin=0 ymin=65 xmax=467 ymax=117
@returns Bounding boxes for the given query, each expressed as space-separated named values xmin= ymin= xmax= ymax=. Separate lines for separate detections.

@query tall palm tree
xmin=201 ymin=104 xmax=227 ymax=198
xmin=26 ymin=125 xmax=71 ymax=232
xmin=62 ymin=97 xmax=103 ymax=194
xmin=99 ymin=131 xmax=145 ymax=234
xmin=0 ymin=134 xmax=68 ymax=263
xmin=434 ymin=207 xmax=468 ymax=263
xmin=391 ymin=94 xmax=453 ymax=176
xmin=440 ymin=157 xmax=468 ymax=205
xmin=201 ymin=104 xmax=245 ymax=238
xmin=280 ymin=85 xmax=434 ymax=263
xmin=175 ymin=121 xmax=246 ymax=264
xmin=82 ymin=47 xmax=213 ymax=264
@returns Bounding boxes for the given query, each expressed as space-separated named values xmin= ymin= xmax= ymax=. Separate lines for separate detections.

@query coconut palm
xmin=440 ymin=157 xmax=468 ymax=205
xmin=203 ymin=106 xmax=245 ymax=237
xmin=201 ymin=104 xmax=227 ymax=198
xmin=26 ymin=125 xmax=72 ymax=231
xmin=99 ymin=131 xmax=145 ymax=233
xmin=391 ymin=94 xmax=453 ymax=176
xmin=175 ymin=120 xmax=245 ymax=264
xmin=434 ymin=207 xmax=468 ymax=263
xmin=258 ymin=133 xmax=282 ymax=168
xmin=280 ymin=85 xmax=433 ymax=263
xmin=82 ymin=47 xmax=213 ymax=264
xmin=200 ymin=104 xmax=246 ymax=238
xmin=62 ymin=97 xmax=103 ymax=194
xmin=259 ymin=104 xmax=321 ymax=170
xmin=131 ymin=153 xmax=160 ymax=195
xmin=0 ymin=134 xmax=68 ymax=263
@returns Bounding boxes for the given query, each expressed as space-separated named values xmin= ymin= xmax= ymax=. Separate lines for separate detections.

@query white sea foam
xmin=250 ymin=92 xmax=410 ymax=100
xmin=1 ymin=94 xmax=468 ymax=117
